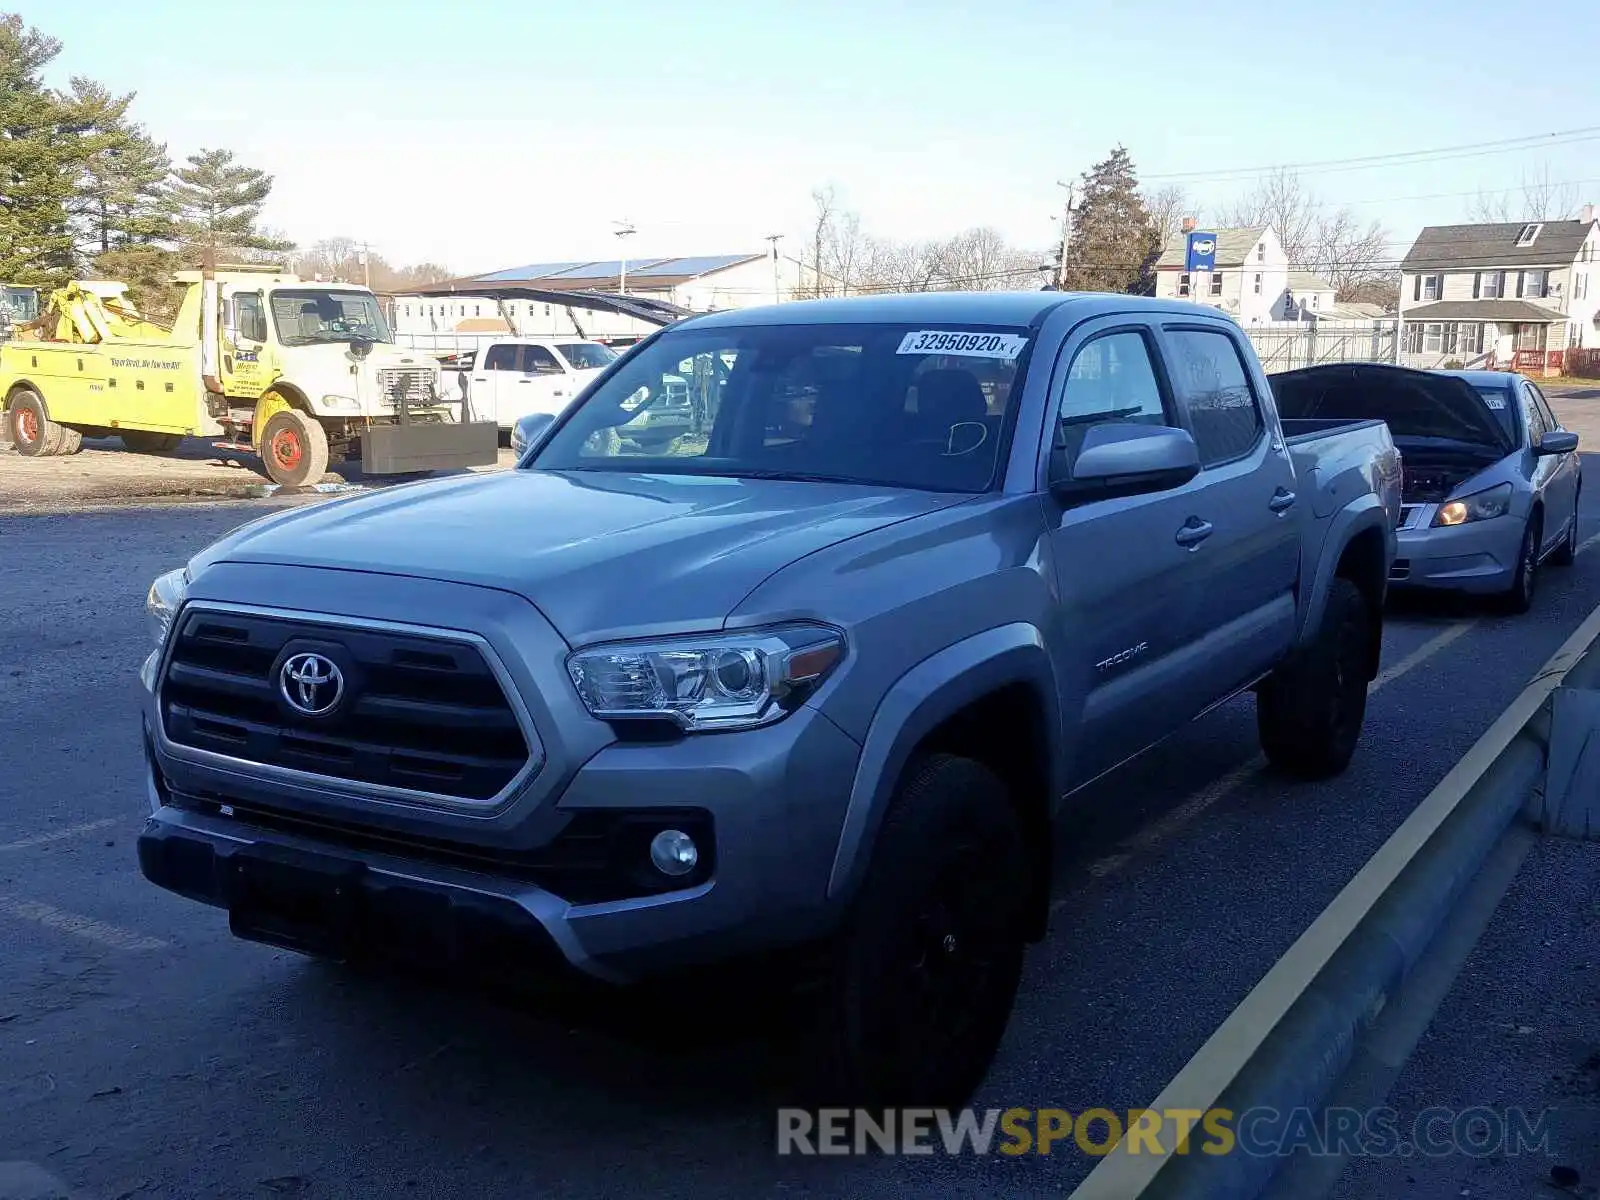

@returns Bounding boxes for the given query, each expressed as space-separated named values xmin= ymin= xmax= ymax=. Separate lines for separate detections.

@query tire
xmin=804 ymin=754 xmax=1029 ymax=1110
xmin=1549 ymin=490 xmax=1580 ymax=567
xmin=1498 ymin=514 xmax=1541 ymax=614
xmin=121 ymin=431 xmax=183 ymax=455
xmin=258 ymin=409 xmax=329 ymax=488
xmin=54 ymin=425 xmax=83 ymax=456
xmin=7 ymin=389 xmax=64 ymax=458
xmin=1258 ymin=577 xmax=1371 ymax=780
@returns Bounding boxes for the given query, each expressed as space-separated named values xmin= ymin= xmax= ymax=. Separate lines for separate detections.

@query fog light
xmin=649 ymin=829 xmax=699 ymax=877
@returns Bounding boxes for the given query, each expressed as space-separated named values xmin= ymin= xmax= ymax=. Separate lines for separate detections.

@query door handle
xmin=1175 ymin=518 xmax=1214 ymax=548
xmin=1269 ymin=488 xmax=1297 ymax=513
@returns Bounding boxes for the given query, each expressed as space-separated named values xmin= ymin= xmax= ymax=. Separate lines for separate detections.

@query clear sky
xmin=32 ymin=0 xmax=1600 ymax=277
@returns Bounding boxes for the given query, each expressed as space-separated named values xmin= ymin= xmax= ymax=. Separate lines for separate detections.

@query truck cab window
xmin=1165 ymin=328 xmax=1264 ymax=466
xmin=484 ymin=344 xmax=520 ymax=371
xmin=1054 ymin=330 xmax=1168 ymax=474
xmin=233 ymin=294 xmax=267 ymax=343
xmin=525 ymin=346 xmax=564 ymax=375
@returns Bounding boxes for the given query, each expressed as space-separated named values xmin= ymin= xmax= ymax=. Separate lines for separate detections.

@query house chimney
xmin=1181 ymin=216 xmax=1198 ymax=233
xmin=1583 ymin=203 xmax=1597 ymax=224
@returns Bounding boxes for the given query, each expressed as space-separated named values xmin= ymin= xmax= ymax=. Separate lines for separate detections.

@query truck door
xmin=1042 ymin=321 xmax=1217 ymax=787
xmin=473 ymin=343 xmax=521 ymax=427
xmin=1156 ymin=322 xmax=1300 ymax=693
xmin=221 ymin=290 xmax=272 ymax=404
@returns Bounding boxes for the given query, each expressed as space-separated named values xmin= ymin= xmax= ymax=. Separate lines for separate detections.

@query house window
xmin=1575 ymin=272 xmax=1588 ymax=301
xmin=1423 ymin=323 xmax=1443 ymax=352
xmin=1256 ymin=244 xmax=1265 ymax=262
xmin=1178 ymin=272 xmax=1192 ymax=296
xmin=1403 ymin=323 xmax=1423 ymax=354
xmin=1310 ymin=294 xmax=1319 ymax=309
xmin=1478 ymin=271 xmax=1503 ymax=299
xmin=1516 ymin=324 xmax=1545 ymax=351
xmin=1459 ymin=323 xmax=1483 ymax=355
xmin=1521 ymin=269 xmax=1548 ymax=299
xmin=1421 ymin=274 xmax=1441 ymax=301
xmin=1210 ymin=272 xmax=1223 ymax=297
xmin=474 ymin=304 xmax=481 ymax=316
xmin=1515 ymin=223 xmax=1542 ymax=246
xmin=1253 ymin=273 xmax=1262 ymax=294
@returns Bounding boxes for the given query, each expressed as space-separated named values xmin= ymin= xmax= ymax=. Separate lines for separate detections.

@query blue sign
xmin=1185 ymin=231 xmax=1218 ymax=273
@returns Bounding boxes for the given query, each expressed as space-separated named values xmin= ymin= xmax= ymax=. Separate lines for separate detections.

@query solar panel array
xmin=469 ymin=254 xmax=759 ymax=284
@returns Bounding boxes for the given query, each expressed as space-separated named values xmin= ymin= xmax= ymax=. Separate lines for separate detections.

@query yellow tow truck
xmin=0 ymin=264 xmax=497 ymax=486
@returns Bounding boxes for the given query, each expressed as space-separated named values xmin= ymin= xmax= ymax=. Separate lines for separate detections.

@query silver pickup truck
xmin=136 ymin=293 xmax=1400 ymax=1110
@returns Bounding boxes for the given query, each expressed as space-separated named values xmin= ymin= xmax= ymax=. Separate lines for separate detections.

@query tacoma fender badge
xmin=1096 ymin=642 xmax=1149 ymax=672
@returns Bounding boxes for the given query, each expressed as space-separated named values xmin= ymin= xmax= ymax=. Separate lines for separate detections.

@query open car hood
xmin=1270 ymin=363 xmax=1513 ymax=453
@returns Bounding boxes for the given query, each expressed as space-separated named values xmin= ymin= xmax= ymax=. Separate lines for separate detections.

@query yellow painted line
xmin=0 ymin=895 xmax=167 ymax=953
xmin=0 ymin=818 xmax=119 ymax=852
xmin=1074 ymin=621 xmax=1475 ymax=886
xmin=1068 ymin=598 xmax=1600 ymax=1200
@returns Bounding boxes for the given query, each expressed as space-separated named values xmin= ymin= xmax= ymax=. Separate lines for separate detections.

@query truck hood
xmin=190 ymin=469 xmax=966 ymax=645
xmin=1270 ymin=363 xmax=1513 ymax=453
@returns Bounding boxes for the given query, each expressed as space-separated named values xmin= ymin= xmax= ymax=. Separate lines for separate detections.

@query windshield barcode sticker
xmin=897 ymin=331 xmax=1029 ymax=359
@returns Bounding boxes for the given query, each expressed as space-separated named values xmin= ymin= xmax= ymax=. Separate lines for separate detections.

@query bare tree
xmin=1306 ymin=208 xmax=1393 ymax=302
xmin=1216 ymin=169 xmax=1317 ymax=263
xmin=1469 ymin=165 xmax=1582 ymax=223
xmin=1142 ymin=185 xmax=1192 ymax=252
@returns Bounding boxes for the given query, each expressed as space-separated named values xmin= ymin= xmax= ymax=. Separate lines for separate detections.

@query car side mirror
xmin=1536 ymin=429 xmax=1579 ymax=456
xmin=1050 ymin=423 xmax=1201 ymax=502
xmin=512 ymin=411 xmax=555 ymax=458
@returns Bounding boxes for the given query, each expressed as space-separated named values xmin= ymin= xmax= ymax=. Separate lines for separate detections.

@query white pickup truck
xmin=443 ymin=337 xmax=618 ymax=435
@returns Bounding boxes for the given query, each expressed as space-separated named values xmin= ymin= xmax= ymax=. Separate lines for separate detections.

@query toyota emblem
xmin=279 ymin=652 xmax=345 ymax=717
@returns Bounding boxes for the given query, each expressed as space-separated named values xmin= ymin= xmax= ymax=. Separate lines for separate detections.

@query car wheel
xmin=1257 ymin=577 xmax=1371 ymax=780
xmin=1499 ymin=515 xmax=1541 ymax=613
xmin=258 ymin=409 xmax=330 ymax=488
xmin=1549 ymin=490 xmax=1580 ymax=567
xmin=7 ymin=388 xmax=66 ymax=457
xmin=804 ymin=753 xmax=1028 ymax=1110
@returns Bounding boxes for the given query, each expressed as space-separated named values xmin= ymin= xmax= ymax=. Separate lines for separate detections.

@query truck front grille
xmin=158 ymin=609 xmax=534 ymax=804
xmin=376 ymin=367 xmax=435 ymax=405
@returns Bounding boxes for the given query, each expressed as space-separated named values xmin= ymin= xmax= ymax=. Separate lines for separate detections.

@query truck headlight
xmin=567 ymin=624 xmax=844 ymax=731
xmin=146 ymin=567 xmax=190 ymax=646
xmin=321 ymin=395 xmax=359 ymax=411
xmin=1433 ymin=482 xmax=1513 ymax=527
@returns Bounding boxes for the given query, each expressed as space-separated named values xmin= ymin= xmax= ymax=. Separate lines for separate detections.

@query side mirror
xmin=1051 ymin=423 xmax=1201 ymax=502
xmin=511 ymin=411 xmax=555 ymax=458
xmin=1536 ymin=430 xmax=1579 ymax=456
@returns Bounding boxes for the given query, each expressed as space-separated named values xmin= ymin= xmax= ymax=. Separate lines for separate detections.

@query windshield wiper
xmin=721 ymin=468 xmax=874 ymax=484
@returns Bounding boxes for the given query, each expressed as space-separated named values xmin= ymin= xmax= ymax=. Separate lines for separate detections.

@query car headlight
xmin=1433 ymin=482 xmax=1513 ymax=527
xmin=146 ymin=567 xmax=190 ymax=646
xmin=567 ymin=624 xmax=844 ymax=731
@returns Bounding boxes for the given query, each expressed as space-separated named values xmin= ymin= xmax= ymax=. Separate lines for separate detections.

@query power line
xmin=1143 ymin=126 xmax=1600 ymax=185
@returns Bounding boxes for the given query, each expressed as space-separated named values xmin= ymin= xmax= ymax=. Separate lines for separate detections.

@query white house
xmin=1154 ymin=226 xmax=1292 ymax=324
xmin=389 ymin=252 xmax=801 ymax=348
xmin=1397 ymin=209 xmax=1600 ymax=375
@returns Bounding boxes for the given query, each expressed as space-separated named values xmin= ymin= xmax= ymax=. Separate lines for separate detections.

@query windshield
xmin=269 ymin=289 xmax=392 ymax=347
xmin=2 ymin=286 xmax=38 ymax=323
xmin=557 ymin=342 xmax=618 ymax=370
xmin=528 ymin=321 xmax=1034 ymax=493
xmin=1472 ymin=385 xmax=1520 ymax=441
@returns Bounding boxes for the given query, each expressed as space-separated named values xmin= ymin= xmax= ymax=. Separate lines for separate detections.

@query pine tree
xmin=1059 ymin=146 xmax=1163 ymax=296
xmin=67 ymin=78 xmax=174 ymax=255
xmin=0 ymin=15 xmax=86 ymax=284
xmin=167 ymin=148 xmax=295 ymax=264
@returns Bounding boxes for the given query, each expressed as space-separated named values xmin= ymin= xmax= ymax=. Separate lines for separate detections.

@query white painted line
xmin=1070 ymin=597 xmax=1600 ymax=1200
xmin=1069 ymin=620 xmax=1476 ymax=891
xmin=0 ymin=818 xmax=119 ymax=852
xmin=0 ymin=896 xmax=167 ymax=952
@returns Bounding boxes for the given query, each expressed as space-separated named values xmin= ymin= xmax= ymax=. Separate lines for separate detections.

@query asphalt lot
xmin=2 ymin=461 xmax=1600 ymax=1199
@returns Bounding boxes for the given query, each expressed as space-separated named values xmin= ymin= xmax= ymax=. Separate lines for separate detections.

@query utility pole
xmin=1055 ymin=179 xmax=1078 ymax=291
xmin=359 ymin=243 xmax=371 ymax=289
xmin=613 ymin=220 xmax=636 ymax=296
xmin=763 ymin=233 xmax=784 ymax=304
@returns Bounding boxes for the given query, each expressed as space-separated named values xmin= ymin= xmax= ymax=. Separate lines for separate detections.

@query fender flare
xmin=251 ymin=385 xmax=309 ymax=449
xmin=1297 ymin=495 xmax=1393 ymax=648
xmin=825 ymin=622 xmax=1062 ymax=902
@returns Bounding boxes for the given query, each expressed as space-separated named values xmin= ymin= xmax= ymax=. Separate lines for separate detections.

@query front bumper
xmin=1388 ymin=510 xmax=1525 ymax=594
xmin=138 ymin=567 xmax=864 ymax=984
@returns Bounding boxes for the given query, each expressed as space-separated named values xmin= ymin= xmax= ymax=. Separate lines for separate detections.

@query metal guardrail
xmin=1070 ymin=601 xmax=1600 ymax=1200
